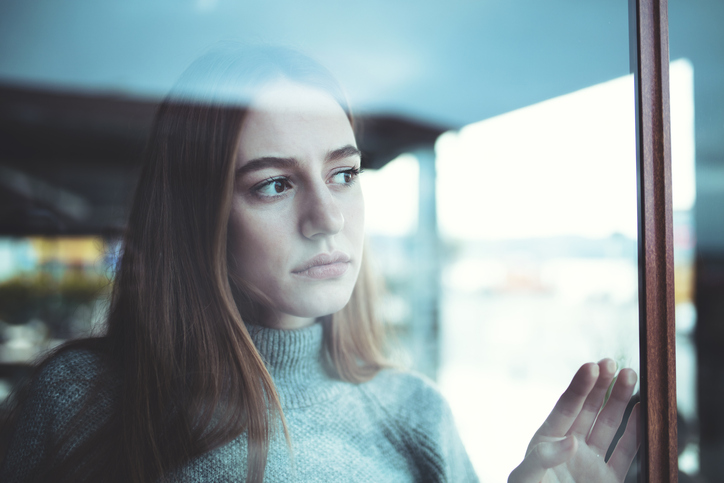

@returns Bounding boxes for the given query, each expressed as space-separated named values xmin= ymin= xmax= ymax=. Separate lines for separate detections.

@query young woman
xmin=0 ymin=44 xmax=640 ymax=483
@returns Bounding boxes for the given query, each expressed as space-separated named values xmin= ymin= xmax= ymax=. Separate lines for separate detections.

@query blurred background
xmin=0 ymin=1 xmax=720 ymax=481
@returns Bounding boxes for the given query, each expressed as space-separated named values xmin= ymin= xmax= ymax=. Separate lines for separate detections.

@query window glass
xmin=669 ymin=1 xmax=724 ymax=480
xmin=0 ymin=1 xmax=641 ymax=480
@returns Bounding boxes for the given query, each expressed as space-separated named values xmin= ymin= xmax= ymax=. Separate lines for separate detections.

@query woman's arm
xmin=509 ymin=359 xmax=640 ymax=483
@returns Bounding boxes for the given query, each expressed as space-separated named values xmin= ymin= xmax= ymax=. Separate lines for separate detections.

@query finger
xmin=608 ymin=403 xmax=641 ymax=481
xmin=568 ymin=358 xmax=617 ymax=438
xmin=535 ymin=363 xmax=599 ymax=440
xmin=508 ymin=436 xmax=577 ymax=483
xmin=587 ymin=368 xmax=637 ymax=453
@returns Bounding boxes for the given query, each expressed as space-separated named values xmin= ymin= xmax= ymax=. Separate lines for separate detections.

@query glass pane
xmin=0 ymin=1 xmax=640 ymax=480
xmin=435 ymin=71 xmax=639 ymax=481
xmin=669 ymin=1 xmax=724 ymax=480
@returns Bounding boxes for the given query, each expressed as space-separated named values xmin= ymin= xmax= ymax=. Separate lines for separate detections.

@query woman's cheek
xmin=344 ymin=193 xmax=366 ymax=245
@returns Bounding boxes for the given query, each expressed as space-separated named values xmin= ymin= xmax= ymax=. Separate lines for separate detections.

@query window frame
xmin=630 ymin=0 xmax=679 ymax=481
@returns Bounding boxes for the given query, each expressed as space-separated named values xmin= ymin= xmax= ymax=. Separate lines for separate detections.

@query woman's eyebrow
xmin=236 ymin=146 xmax=360 ymax=177
xmin=236 ymin=157 xmax=298 ymax=176
xmin=326 ymin=145 xmax=361 ymax=163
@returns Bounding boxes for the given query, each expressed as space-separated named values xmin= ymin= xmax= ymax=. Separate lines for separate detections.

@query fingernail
xmin=624 ymin=369 xmax=637 ymax=385
xmin=586 ymin=363 xmax=600 ymax=378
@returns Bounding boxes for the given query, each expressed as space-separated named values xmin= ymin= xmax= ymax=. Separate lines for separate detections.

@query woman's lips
xmin=292 ymin=252 xmax=350 ymax=280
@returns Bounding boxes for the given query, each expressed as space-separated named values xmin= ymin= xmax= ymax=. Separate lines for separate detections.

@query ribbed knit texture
xmin=1 ymin=323 xmax=479 ymax=482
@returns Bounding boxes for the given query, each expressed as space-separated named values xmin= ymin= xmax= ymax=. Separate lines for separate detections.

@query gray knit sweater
xmin=1 ymin=322 xmax=479 ymax=482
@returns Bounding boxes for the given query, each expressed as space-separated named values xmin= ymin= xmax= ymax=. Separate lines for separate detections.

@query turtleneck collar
xmin=246 ymin=322 xmax=350 ymax=409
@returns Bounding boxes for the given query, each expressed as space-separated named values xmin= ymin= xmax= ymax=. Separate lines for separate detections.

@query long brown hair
xmin=2 ymin=44 xmax=387 ymax=483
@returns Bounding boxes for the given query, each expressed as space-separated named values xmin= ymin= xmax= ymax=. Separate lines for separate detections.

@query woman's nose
xmin=300 ymin=183 xmax=345 ymax=239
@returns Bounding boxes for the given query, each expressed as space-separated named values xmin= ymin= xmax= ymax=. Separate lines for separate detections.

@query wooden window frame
xmin=630 ymin=0 xmax=678 ymax=481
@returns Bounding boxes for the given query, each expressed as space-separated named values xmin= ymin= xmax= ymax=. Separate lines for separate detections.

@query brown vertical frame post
xmin=630 ymin=0 xmax=678 ymax=481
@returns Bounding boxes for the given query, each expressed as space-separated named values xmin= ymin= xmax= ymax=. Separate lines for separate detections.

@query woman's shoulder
xmin=36 ymin=343 xmax=106 ymax=378
xmin=361 ymin=368 xmax=450 ymax=419
xmin=33 ymin=340 xmax=111 ymax=389
xmin=24 ymin=340 xmax=116 ymax=420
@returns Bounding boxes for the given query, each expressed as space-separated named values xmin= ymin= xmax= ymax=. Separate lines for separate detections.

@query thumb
xmin=508 ymin=435 xmax=578 ymax=483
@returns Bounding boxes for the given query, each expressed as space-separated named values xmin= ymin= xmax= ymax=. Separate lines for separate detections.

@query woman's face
xmin=229 ymin=80 xmax=364 ymax=329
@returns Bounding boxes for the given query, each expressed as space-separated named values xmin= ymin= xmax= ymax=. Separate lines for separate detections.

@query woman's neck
xmin=259 ymin=309 xmax=317 ymax=330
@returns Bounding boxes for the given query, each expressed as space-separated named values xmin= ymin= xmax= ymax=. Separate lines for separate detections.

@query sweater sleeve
xmin=363 ymin=370 xmax=479 ymax=483
xmin=0 ymin=350 xmax=109 ymax=482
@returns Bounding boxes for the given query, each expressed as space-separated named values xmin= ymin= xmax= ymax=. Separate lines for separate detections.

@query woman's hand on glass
xmin=508 ymin=359 xmax=640 ymax=483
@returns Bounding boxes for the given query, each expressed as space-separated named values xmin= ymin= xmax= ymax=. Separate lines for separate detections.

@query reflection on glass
xmin=0 ymin=0 xmax=648 ymax=480
xmin=435 ymin=74 xmax=639 ymax=481
xmin=358 ymin=70 xmax=643 ymax=482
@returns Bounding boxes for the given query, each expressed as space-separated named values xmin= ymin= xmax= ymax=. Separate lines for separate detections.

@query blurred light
xmin=437 ymin=72 xmax=638 ymax=240
xmin=679 ymin=443 xmax=700 ymax=475
xmin=197 ymin=0 xmax=218 ymax=12
xmin=360 ymin=153 xmax=419 ymax=237
xmin=670 ymin=58 xmax=696 ymax=211
xmin=437 ymin=58 xmax=695 ymax=241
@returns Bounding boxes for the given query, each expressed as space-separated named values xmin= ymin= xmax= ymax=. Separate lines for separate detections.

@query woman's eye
xmin=254 ymin=178 xmax=292 ymax=197
xmin=331 ymin=168 xmax=360 ymax=185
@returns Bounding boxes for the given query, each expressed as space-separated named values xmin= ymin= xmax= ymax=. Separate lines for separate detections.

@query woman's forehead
xmin=247 ymin=79 xmax=342 ymax=115
xmin=236 ymin=80 xmax=356 ymax=164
